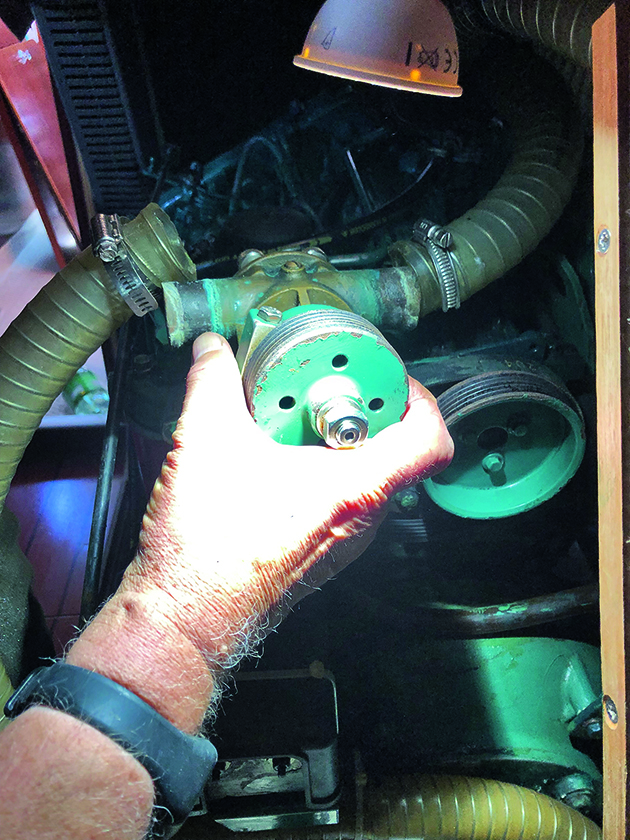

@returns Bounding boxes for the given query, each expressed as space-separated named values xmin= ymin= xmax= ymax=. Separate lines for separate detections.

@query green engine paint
xmin=240 ymin=305 xmax=409 ymax=446
xmin=375 ymin=637 xmax=602 ymax=796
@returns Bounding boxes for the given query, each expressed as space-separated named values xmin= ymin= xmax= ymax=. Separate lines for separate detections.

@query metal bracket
xmin=412 ymin=218 xmax=461 ymax=312
xmin=90 ymin=213 xmax=158 ymax=317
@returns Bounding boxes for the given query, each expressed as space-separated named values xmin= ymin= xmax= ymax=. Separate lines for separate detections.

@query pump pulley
xmin=238 ymin=305 xmax=409 ymax=448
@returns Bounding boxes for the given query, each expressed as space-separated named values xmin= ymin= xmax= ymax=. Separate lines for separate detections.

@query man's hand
xmin=0 ymin=331 xmax=452 ymax=840
xmin=122 ymin=332 xmax=454 ymax=669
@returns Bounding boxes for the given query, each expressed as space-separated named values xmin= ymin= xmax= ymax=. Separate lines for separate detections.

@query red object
xmin=0 ymin=21 xmax=79 ymax=264
xmin=0 ymin=20 xmax=18 ymax=49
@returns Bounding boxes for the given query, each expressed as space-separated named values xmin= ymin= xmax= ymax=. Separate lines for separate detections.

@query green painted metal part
xmin=163 ymin=256 xmax=418 ymax=345
xmin=240 ymin=305 xmax=408 ymax=446
xmin=424 ymin=369 xmax=586 ymax=519
xmin=377 ymin=637 xmax=602 ymax=796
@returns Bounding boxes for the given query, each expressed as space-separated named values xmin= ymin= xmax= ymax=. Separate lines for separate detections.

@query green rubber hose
xmin=0 ymin=204 xmax=194 ymax=510
xmin=459 ymin=0 xmax=610 ymax=69
xmin=390 ymin=53 xmax=585 ymax=318
xmin=389 ymin=0 xmax=615 ymax=319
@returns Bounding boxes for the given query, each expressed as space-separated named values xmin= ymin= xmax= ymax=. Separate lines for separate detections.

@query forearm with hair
xmin=0 ymin=707 xmax=155 ymax=840
xmin=0 ymin=565 xmax=262 ymax=840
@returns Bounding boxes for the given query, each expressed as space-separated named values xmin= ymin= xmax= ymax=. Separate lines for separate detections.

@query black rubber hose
xmin=80 ymin=322 xmax=130 ymax=623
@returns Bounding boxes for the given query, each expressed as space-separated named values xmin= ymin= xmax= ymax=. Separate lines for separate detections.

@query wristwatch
xmin=4 ymin=663 xmax=217 ymax=830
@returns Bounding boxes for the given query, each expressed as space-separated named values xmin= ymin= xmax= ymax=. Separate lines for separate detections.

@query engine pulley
xmin=238 ymin=305 xmax=408 ymax=447
xmin=424 ymin=368 xmax=586 ymax=519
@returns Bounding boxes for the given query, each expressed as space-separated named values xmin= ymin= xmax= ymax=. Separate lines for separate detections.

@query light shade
xmin=294 ymin=0 xmax=462 ymax=97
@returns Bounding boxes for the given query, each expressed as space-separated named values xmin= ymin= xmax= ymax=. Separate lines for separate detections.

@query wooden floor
xmin=5 ymin=426 xmax=118 ymax=656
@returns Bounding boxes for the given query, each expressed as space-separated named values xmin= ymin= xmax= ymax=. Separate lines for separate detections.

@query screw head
xmin=482 ymin=452 xmax=505 ymax=474
xmin=257 ymin=306 xmax=282 ymax=324
xmin=604 ymin=694 xmax=618 ymax=725
xmin=598 ymin=228 xmax=611 ymax=253
xmin=394 ymin=487 xmax=420 ymax=511
xmin=95 ymin=239 xmax=118 ymax=262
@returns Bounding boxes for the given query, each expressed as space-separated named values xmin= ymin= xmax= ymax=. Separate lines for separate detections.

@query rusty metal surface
xmin=163 ymin=257 xmax=421 ymax=345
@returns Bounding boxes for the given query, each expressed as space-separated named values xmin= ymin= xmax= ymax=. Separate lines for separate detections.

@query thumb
xmin=173 ymin=332 xmax=253 ymax=445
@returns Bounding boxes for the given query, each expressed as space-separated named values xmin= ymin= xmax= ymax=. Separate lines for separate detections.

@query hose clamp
xmin=90 ymin=213 xmax=159 ymax=317
xmin=412 ymin=219 xmax=461 ymax=312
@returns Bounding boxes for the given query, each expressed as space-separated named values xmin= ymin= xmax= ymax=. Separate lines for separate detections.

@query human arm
xmin=0 ymin=332 xmax=453 ymax=839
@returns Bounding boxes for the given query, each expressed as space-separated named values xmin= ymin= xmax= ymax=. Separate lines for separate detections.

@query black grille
xmin=33 ymin=0 xmax=163 ymax=215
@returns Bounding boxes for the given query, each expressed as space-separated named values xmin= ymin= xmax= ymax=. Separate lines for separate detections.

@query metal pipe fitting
xmin=163 ymin=262 xmax=419 ymax=344
xmin=311 ymin=396 xmax=369 ymax=449
xmin=240 ymin=306 xmax=408 ymax=447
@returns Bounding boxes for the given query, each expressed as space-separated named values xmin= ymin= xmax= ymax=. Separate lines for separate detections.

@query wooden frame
xmin=594 ymin=3 xmax=630 ymax=836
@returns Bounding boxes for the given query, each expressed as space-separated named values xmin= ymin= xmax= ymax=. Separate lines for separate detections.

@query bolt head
xmin=257 ymin=306 xmax=283 ymax=324
xmin=306 ymin=247 xmax=328 ymax=260
xmin=584 ymin=718 xmax=603 ymax=738
xmin=282 ymin=260 xmax=303 ymax=272
xmin=549 ymin=772 xmax=595 ymax=812
xmin=598 ymin=228 xmax=611 ymax=253
xmin=238 ymin=248 xmax=264 ymax=269
xmin=482 ymin=452 xmax=505 ymax=474
xmin=95 ymin=240 xmax=118 ymax=262
xmin=394 ymin=488 xmax=420 ymax=511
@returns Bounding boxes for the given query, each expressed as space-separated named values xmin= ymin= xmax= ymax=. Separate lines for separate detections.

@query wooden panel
xmin=593 ymin=4 xmax=629 ymax=836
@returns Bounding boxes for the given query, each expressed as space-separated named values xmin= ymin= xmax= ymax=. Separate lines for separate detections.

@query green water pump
xmin=236 ymin=305 xmax=409 ymax=448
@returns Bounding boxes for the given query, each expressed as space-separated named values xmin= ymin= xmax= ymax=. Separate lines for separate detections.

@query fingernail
xmin=192 ymin=332 xmax=225 ymax=361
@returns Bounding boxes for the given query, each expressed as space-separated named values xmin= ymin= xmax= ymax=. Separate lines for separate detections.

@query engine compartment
xmin=115 ymin=19 xmax=602 ymax=835
xmin=0 ymin=0 xmax=614 ymax=836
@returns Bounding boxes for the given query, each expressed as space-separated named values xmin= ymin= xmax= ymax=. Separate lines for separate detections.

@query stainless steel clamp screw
xmin=412 ymin=219 xmax=461 ymax=312
xmin=90 ymin=213 xmax=159 ymax=317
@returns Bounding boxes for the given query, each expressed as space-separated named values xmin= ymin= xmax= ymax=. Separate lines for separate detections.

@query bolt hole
xmin=369 ymin=398 xmax=384 ymax=412
xmin=477 ymin=426 xmax=508 ymax=450
xmin=343 ymin=430 xmax=358 ymax=443
xmin=332 ymin=354 xmax=348 ymax=369
xmin=279 ymin=396 xmax=296 ymax=410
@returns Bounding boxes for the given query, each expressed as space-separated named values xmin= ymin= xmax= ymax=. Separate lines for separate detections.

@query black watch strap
xmin=4 ymin=663 xmax=217 ymax=825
